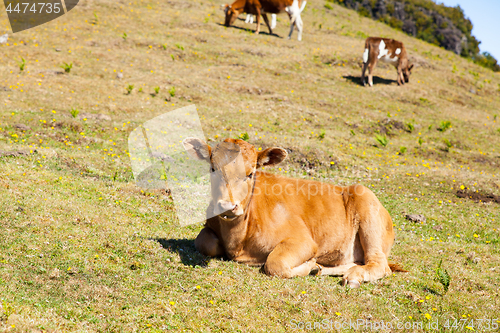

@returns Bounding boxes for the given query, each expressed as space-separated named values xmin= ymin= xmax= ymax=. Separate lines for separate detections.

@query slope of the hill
xmin=0 ymin=0 xmax=499 ymax=331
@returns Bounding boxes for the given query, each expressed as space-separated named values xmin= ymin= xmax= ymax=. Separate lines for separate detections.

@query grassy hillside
xmin=1 ymin=0 xmax=499 ymax=331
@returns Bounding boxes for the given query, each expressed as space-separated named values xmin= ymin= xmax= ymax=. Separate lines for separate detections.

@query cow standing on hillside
xmin=223 ymin=0 xmax=306 ymax=41
xmin=182 ymin=138 xmax=404 ymax=287
xmin=361 ymin=37 xmax=414 ymax=86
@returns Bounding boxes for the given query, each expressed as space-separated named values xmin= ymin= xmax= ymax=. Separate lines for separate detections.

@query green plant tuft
xmin=237 ymin=132 xmax=250 ymax=141
xmin=438 ymin=120 xmax=452 ymax=132
xmin=436 ymin=259 xmax=451 ymax=294
xmin=60 ymin=62 xmax=73 ymax=73
xmin=375 ymin=134 xmax=388 ymax=147
xmin=18 ymin=57 xmax=26 ymax=71
xmin=126 ymin=84 xmax=134 ymax=95
xmin=169 ymin=87 xmax=176 ymax=97
xmin=70 ymin=108 xmax=79 ymax=118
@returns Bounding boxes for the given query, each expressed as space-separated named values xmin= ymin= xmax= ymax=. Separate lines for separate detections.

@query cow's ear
xmin=182 ymin=137 xmax=211 ymax=161
xmin=408 ymin=64 xmax=414 ymax=72
xmin=257 ymin=147 xmax=287 ymax=167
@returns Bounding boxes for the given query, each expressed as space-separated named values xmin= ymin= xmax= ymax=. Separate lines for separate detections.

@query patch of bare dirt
xmin=0 ymin=149 xmax=36 ymax=157
xmin=236 ymin=86 xmax=272 ymax=95
xmin=370 ymin=118 xmax=405 ymax=136
xmin=456 ymin=189 xmax=500 ymax=204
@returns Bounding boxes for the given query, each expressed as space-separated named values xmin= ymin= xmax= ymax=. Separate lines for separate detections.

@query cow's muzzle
xmin=216 ymin=200 xmax=241 ymax=220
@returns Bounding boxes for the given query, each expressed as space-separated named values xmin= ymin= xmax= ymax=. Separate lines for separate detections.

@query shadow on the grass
xmin=216 ymin=22 xmax=283 ymax=38
xmin=155 ymin=238 xmax=214 ymax=267
xmin=343 ymin=75 xmax=397 ymax=86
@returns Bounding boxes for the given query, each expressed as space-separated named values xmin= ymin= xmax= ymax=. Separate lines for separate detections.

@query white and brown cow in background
xmin=361 ymin=37 xmax=413 ymax=87
xmin=223 ymin=0 xmax=306 ymax=41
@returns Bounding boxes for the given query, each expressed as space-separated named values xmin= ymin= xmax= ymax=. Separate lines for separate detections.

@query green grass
xmin=0 ymin=0 xmax=500 ymax=331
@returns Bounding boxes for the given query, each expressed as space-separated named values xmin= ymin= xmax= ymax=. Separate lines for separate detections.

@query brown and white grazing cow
xmin=223 ymin=0 xmax=306 ymax=41
xmin=361 ymin=37 xmax=414 ymax=87
xmin=182 ymin=138 xmax=402 ymax=287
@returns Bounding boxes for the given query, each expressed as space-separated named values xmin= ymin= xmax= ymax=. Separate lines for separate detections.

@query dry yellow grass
xmin=0 ymin=0 xmax=499 ymax=331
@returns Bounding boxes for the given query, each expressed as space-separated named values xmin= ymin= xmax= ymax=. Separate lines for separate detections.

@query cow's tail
xmin=389 ymin=263 xmax=408 ymax=273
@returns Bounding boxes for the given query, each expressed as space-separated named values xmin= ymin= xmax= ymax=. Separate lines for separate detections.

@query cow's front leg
xmin=194 ymin=227 xmax=225 ymax=257
xmin=255 ymin=8 xmax=262 ymax=34
xmin=397 ymin=67 xmax=404 ymax=85
xmin=264 ymin=237 xmax=318 ymax=278
xmin=262 ymin=13 xmax=272 ymax=35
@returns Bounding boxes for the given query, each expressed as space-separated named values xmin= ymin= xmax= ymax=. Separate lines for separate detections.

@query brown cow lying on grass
xmin=361 ymin=37 xmax=414 ymax=87
xmin=182 ymin=138 xmax=402 ymax=287
xmin=223 ymin=0 xmax=306 ymax=41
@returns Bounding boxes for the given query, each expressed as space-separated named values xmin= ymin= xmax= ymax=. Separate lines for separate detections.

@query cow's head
xmin=182 ymin=138 xmax=287 ymax=220
xmin=403 ymin=63 xmax=414 ymax=83
xmin=223 ymin=5 xmax=240 ymax=27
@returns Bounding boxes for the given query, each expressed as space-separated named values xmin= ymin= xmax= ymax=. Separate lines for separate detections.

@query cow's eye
xmin=247 ymin=172 xmax=253 ymax=179
xmin=210 ymin=167 xmax=215 ymax=173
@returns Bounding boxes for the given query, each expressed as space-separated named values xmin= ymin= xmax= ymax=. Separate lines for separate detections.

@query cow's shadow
xmin=155 ymin=238 xmax=212 ymax=267
xmin=343 ymin=75 xmax=397 ymax=86
xmin=216 ymin=22 xmax=283 ymax=38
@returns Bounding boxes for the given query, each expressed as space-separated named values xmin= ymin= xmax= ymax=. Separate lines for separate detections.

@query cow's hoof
xmin=343 ymin=279 xmax=360 ymax=288
xmin=310 ymin=264 xmax=322 ymax=276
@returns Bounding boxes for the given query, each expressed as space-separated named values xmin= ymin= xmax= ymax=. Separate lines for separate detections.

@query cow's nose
xmin=218 ymin=201 xmax=236 ymax=212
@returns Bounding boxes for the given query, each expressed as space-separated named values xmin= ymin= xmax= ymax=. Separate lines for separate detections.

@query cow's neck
xmin=218 ymin=171 xmax=259 ymax=259
xmin=219 ymin=214 xmax=249 ymax=259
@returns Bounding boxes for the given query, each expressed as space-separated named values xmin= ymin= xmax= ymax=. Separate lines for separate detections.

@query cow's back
xmin=259 ymin=0 xmax=293 ymax=13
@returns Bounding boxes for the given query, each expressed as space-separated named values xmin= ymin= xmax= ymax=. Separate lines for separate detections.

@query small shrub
xmin=324 ymin=3 xmax=333 ymax=10
xmin=162 ymin=44 xmax=167 ymax=50
xmin=418 ymin=137 xmax=423 ymax=146
xmin=375 ymin=134 xmax=388 ymax=147
xmin=122 ymin=32 xmax=127 ymax=41
xmin=60 ymin=62 xmax=73 ymax=73
xmin=443 ymin=138 xmax=452 ymax=148
xmin=18 ymin=57 xmax=26 ymax=71
xmin=406 ymin=122 xmax=414 ymax=133
xmin=318 ymin=129 xmax=326 ymax=139
xmin=169 ymin=87 xmax=176 ymax=97
xmin=399 ymin=146 xmax=407 ymax=154
xmin=350 ymin=129 xmax=356 ymax=136
xmin=438 ymin=120 xmax=452 ymax=132
xmin=126 ymin=84 xmax=134 ymax=95
xmin=138 ymin=87 xmax=143 ymax=93
xmin=175 ymin=43 xmax=184 ymax=51
xmin=171 ymin=54 xmax=175 ymax=61
xmin=70 ymin=108 xmax=79 ymax=118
